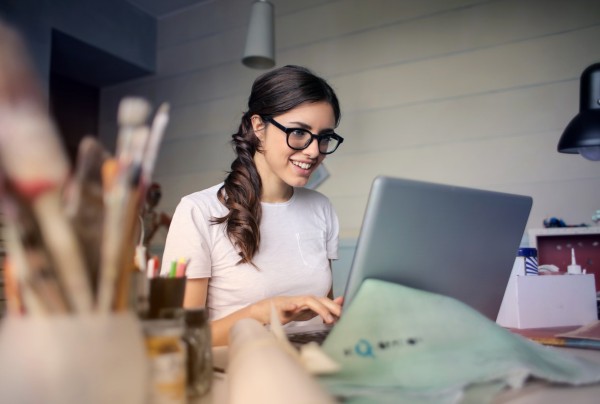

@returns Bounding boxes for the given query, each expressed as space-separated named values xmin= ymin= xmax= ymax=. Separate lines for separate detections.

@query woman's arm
xmin=328 ymin=259 xmax=334 ymax=299
xmin=183 ymin=278 xmax=209 ymax=308
xmin=183 ymin=278 xmax=343 ymax=346
xmin=183 ymin=278 xmax=256 ymax=346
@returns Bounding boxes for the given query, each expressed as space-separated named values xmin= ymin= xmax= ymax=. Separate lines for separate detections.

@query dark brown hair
xmin=211 ymin=65 xmax=341 ymax=265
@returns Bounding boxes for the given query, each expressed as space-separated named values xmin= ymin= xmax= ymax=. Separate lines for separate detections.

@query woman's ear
xmin=251 ymin=114 xmax=266 ymax=139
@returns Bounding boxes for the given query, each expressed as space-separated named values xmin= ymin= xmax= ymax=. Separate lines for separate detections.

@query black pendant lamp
xmin=558 ymin=63 xmax=600 ymax=161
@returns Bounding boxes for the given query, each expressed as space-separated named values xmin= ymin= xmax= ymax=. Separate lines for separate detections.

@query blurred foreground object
xmin=0 ymin=19 xmax=171 ymax=404
xmin=0 ymin=18 xmax=170 ymax=315
xmin=0 ymin=20 xmax=92 ymax=314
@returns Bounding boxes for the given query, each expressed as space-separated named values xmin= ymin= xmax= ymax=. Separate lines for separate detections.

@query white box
xmin=497 ymin=273 xmax=597 ymax=329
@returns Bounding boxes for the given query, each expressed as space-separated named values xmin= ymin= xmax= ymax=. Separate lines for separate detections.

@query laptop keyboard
xmin=287 ymin=329 xmax=331 ymax=345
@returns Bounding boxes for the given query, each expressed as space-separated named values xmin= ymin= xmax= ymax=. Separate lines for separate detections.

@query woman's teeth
xmin=292 ymin=161 xmax=312 ymax=170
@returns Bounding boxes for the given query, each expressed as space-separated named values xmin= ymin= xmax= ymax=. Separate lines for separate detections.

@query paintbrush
xmin=113 ymin=124 xmax=152 ymax=310
xmin=63 ymin=136 xmax=110 ymax=297
xmin=97 ymin=97 xmax=151 ymax=312
xmin=141 ymin=103 xmax=170 ymax=186
xmin=0 ymin=21 xmax=44 ymax=109
xmin=110 ymin=103 xmax=171 ymax=310
xmin=115 ymin=103 xmax=171 ymax=307
xmin=1 ymin=186 xmax=70 ymax=315
xmin=0 ymin=21 xmax=93 ymax=314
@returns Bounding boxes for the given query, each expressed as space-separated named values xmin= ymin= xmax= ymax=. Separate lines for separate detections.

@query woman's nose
xmin=303 ymin=138 xmax=320 ymax=158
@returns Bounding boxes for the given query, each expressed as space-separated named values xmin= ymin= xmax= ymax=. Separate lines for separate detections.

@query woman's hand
xmin=250 ymin=295 xmax=344 ymax=325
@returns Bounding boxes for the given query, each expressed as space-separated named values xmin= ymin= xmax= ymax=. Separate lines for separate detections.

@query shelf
xmin=528 ymin=227 xmax=600 ymax=292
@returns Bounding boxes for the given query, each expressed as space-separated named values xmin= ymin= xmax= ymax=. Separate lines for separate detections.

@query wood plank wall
xmin=99 ymin=0 xmax=600 ymax=257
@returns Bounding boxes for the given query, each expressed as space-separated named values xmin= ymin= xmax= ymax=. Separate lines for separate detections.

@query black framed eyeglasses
xmin=263 ymin=117 xmax=344 ymax=155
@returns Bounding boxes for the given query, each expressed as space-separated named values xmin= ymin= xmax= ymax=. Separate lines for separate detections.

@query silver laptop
xmin=287 ymin=176 xmax=532 ymax=344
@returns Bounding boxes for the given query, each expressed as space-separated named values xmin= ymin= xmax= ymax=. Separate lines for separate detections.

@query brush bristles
xmin=156 ymin=102 xmax=170 ymax=117
xmin=117 ymin=97 xmax=151 ymax=127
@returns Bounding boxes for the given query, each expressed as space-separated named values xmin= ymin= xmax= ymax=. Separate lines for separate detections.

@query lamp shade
xmin=242 ymin=0 xmax=275 ymax=69
xmin=558 ymin=63 xmax=600 ymax=161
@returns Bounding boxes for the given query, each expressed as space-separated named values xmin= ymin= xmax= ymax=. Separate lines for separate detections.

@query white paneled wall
xmin=99 ymin=0 xmax=600 ymax=254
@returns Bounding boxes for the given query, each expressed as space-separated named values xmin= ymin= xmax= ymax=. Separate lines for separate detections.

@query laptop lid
xmin=342 ymin=176 xmax=532 ymax=320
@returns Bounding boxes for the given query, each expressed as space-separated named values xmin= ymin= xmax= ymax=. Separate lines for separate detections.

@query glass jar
xmin=143 ymin=319 xmax=187 ymax=404
xmin=183 ymin=309 xmax=213 ymax=398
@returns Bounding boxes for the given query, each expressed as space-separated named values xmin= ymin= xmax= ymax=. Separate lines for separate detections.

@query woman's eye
xmin=290 ymin=129 xmax=308 ymax=138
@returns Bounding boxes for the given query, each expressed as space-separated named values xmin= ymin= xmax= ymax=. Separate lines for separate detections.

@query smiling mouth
xmin=291 ymin=161 xmax=313 ymax=170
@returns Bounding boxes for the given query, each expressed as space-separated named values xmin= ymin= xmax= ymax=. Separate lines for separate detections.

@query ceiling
xmin=125 ymin=0 xmax=215 ymax=18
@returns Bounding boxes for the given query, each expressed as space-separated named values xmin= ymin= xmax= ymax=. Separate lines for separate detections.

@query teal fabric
xmin=319 ymin=279 xmax=600 ymax=403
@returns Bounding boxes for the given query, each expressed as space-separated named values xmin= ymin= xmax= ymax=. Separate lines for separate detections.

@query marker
xmin=169 ymin=260 xmax=177 ymax=278
xmin=151 ymin=256 xmax=160 ymax=278
xmin=176 ymin=257 xmax=189 ymax=277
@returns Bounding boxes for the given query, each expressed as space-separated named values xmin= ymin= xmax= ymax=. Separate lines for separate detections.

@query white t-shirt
xmin=160 ymin=183 xmax=339 ymax=320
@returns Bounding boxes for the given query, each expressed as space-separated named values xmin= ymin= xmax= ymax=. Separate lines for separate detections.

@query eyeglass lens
xmin=287 ymin=130 xmax=340 ymax=154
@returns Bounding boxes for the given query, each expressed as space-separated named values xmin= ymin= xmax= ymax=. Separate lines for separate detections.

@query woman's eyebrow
xmin=287 ymin=121 xmax=312 ymax=129
xmin=287 ymin=121 xmax=335 ymax=132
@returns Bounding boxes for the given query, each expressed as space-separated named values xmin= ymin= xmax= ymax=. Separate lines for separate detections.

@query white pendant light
xmin=242 ymin=0 xmax=275 ymax=69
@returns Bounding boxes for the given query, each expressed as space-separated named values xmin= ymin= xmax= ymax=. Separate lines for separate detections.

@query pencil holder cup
xmin=148 ymin=277 xmax=187 ymax=319
xmin=0 ymin=312 xmax=148 ymax=404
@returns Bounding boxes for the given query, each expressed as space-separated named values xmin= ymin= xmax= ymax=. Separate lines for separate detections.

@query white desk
xmin=495 ymin=347 xmax=600 ymax=403
xmin=193 ymin=346 xmax=600 ymax=403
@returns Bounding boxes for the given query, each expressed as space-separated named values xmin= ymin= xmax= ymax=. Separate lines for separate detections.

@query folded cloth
xmin=319 ymin=279 xmax=600 ymax=403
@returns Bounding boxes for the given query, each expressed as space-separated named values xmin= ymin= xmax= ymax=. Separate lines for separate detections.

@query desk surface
xmin=194 ymin=345 xmax=600 ymax=404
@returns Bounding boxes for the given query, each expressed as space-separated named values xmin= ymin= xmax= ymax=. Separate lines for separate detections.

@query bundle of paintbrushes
xmin=0 ymin=21 xmax=170 ymax=316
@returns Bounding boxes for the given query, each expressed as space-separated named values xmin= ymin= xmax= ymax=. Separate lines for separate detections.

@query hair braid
xmin=211 ymin=113 xmax=262 ymax=265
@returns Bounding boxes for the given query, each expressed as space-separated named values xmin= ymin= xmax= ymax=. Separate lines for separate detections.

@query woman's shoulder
xmin=179 ymin=183 xmax=225 ymax=211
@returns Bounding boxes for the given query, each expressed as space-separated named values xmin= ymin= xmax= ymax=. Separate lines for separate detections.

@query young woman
xmin=161 ymin=65 xmax=345 ymax=346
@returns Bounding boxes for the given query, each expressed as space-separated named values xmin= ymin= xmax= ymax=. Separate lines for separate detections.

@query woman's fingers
xmin=291 ymin=296 xmax=341 ymax=323
xmin=259 ymin=295 xmax=344 ymax=325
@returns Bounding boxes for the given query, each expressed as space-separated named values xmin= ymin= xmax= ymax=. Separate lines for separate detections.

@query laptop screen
xmin=342 ymin=176 xmax=532 ymax=320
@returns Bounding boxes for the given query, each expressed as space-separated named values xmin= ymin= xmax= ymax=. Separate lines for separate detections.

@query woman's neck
xmin=261 ymin=181 xmax=293 ymax=203
xmin=254 ymin=153 xmax=294 ymax=203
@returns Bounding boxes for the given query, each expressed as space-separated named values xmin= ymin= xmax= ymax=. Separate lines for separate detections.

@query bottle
xmin=517 ymin=247 xmax=538 ymax=276
xmin=183 ymin=309 xmax=213 ymax=398
xmin=567 ymin=248 xmax=583 ymax=274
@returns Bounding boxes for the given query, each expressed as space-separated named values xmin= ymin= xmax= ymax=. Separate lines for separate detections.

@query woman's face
xmin=252 ymin=101 xmax=336 ymax=191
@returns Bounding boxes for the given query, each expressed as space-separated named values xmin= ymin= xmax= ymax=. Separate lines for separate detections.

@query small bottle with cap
xmin=567 ymin=248 xmax=583 ymax=274
xmin=517 ymin=247 xmax=538 ymax=276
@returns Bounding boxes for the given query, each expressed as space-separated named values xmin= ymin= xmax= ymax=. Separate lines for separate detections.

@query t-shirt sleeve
xmin=160 ymin=197 xmax=212 ymax=279
xmin=326 ymin=199 xmax=340 ymax=261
